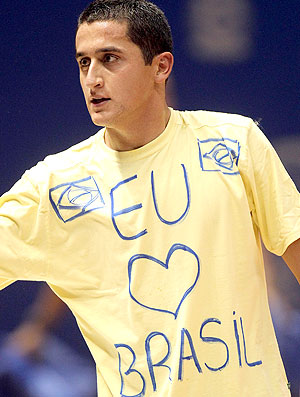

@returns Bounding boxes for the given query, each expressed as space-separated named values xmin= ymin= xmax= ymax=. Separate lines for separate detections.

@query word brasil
xmin=115 ymin=311 xmax=262 ymax=396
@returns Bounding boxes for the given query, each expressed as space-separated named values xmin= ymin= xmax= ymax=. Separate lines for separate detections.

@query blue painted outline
xmin=115 ymin=343 xmax=146 ymax=397
xmin=145 ymin=332 xmax=172 ymax=392
xmin=240 ymin=317 xmax=263 ymax=367
xmin=178 ymin=328 xmax=202 ymax=380
xmin=151 ymin=164 xmax=191 ymax=225
xmin=128 ymin=243 xmax=200 ymax=319
xmin=198 ymin=137 xmax=241 ymax=175
xmin=199 ymin=318 xmax=229 ymax=372
xmin=233 ymin=311 xmax=242 ymax=367
xmin=110 ymin=175 xmax=147 ymax=241
xmin=49 ymin=176 xmax=105 ymax=223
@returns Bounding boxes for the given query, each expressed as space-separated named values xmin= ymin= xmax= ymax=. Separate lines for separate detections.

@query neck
xmin=104 ymin=102 xmax=171 ymax=152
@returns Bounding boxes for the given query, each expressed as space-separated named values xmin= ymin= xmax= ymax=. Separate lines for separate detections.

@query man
xmin=1 ymin=0 xmax=299 ymax=396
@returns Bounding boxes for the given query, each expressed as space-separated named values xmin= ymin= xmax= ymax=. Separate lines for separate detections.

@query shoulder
xmin=25 ymin=129 xmax=103 ymax=185
xmin=172 ymin=109 xmax=262 ymax=155
xmin=45 ymin=131 xmax=102 ymax=168
xmin=174 ymin=109 xmax=253 ymax=132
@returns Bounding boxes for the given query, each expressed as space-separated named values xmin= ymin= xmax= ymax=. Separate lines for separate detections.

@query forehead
xmin=75 ymin=20 xmax=131 ymax=51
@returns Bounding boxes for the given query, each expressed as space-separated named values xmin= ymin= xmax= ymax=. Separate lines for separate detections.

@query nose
xmin=85 ymin=61 xmax=104 ymax=89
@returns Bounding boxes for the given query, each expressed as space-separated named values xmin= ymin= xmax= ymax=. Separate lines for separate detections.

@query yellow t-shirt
xmin=1 ymin=109 xmax=299 ymax=396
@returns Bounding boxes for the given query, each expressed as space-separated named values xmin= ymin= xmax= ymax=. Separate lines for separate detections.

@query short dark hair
xmin=77 ymin=0 xmax=173 ymax=65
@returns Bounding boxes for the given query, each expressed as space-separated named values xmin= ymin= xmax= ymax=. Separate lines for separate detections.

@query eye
xmin=103 ymin=54 xmax=118 ymax=63
xmin=79 ymin=58 xmax=90 ymax=69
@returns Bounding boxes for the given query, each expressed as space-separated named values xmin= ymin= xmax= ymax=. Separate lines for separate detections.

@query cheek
xmin=79 ymin=76 xmax=87 ymax=95
xmin=81 ymin=84 xmax=90 ymax=103
xmin=120 ymin=73 xmax=152 ymax=101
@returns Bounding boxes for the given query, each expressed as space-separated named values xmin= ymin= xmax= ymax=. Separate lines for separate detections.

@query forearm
xmin=24 ymin=284 xmax=66 ymax=331
xmin=282 ymin=238 xmax=300 ymax=284
xmin=4 ymin=285 xmax=67 ymax=357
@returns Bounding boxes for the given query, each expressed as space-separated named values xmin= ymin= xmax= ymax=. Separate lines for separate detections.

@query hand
xmin=4 ymin=321 xmax=47 ymax=360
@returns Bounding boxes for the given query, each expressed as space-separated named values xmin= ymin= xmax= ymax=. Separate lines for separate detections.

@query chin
xmin=90 ymin=108 xmax=124 ymax=129
xmin=90 ymin=113 xmax=107 ymax=127
xmin=92 ymin=119 xmax=106 ymax=127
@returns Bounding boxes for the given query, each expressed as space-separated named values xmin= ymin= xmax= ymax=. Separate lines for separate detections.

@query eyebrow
xmin=75 ymin=46 xmax=123 ymax=59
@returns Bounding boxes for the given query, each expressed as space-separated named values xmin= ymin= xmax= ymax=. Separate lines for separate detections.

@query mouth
xmin=91 ymin=98 xmax=110 ymax=105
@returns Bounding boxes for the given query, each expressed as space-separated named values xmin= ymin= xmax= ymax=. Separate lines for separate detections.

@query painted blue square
xmin=198 ymin=138 xmax=241 ymax=175
xmin=49 ymin=176 xmax=105 ymax=223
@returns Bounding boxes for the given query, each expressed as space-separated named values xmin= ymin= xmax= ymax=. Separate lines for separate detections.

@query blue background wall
xmin=1 ymin=0 xmax=299 ymax=361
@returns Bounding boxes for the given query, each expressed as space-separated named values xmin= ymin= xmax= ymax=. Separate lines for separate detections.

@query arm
xmin=282 ymin=238 xmax=300 ymax=284
xmin=0 ymin=172 xmax=49 ymax=284
xmin=5 ymin=285 xmax=66 ymax=357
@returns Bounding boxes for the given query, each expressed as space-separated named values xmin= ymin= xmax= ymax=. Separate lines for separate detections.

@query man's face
xmin=75 ymin=20 xmax=157 ymax=129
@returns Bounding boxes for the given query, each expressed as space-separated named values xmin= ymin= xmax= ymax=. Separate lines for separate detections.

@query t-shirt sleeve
xmin=240 ymin=120 xmax=300 ymax=256
xmin=0 ymin=172 xmax=49 ymax=289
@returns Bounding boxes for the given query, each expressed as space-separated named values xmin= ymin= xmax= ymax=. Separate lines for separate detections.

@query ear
xmin=153 ymin=52 xmax=174 ymax=84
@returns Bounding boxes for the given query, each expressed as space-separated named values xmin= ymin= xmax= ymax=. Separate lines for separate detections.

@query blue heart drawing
xmin=128 ymin=243 xmax=200 ymax=319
